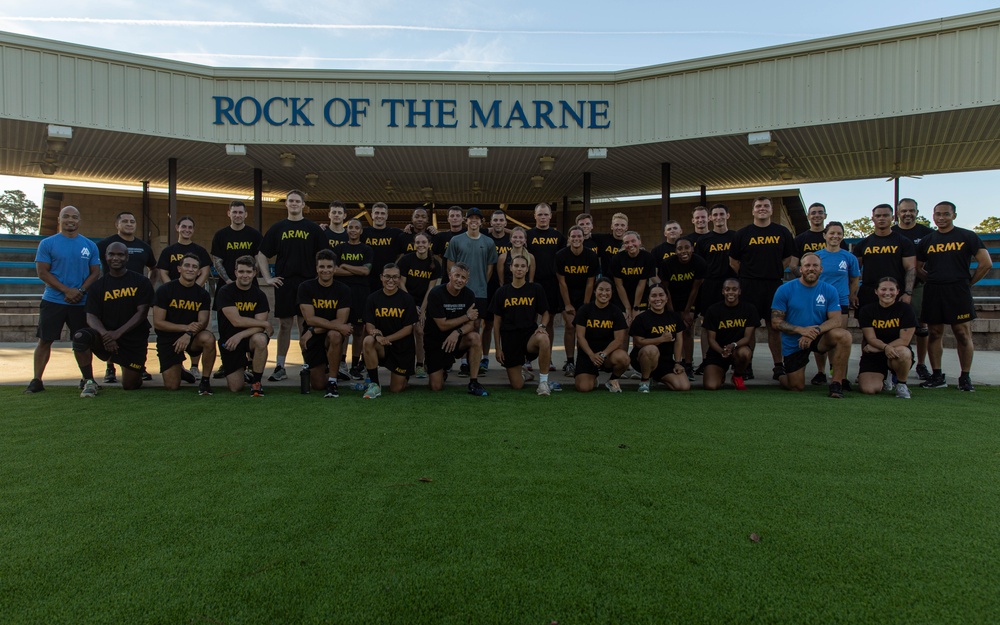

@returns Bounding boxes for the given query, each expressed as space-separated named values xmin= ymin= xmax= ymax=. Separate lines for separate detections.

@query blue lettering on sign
xmin=213 ymin=96 xmax=610 ymax=129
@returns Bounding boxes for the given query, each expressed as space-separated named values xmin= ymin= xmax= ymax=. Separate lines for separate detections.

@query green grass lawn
xmin=2 ymin=385 xmax=998 ymax=624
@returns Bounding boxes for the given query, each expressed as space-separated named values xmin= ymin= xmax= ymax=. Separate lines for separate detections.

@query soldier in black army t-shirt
xmin=298 ymin=249 xmax=353 ymax=397
xmin=491 ymin=255 xmax=553 ymax=395
xmin=361 ymin=263 xmax=419 ymax=398
xmin=152 ymin=253 xmax=216 ymax=392
xmin=216 ymin=255 xmax=272 ymax=395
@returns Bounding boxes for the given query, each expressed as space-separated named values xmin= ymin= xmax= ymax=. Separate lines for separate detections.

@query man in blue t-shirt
xmin=26 ymin=205 xmax=102 ymax=395
xmin=770 ymin=252 xmax=853 ymax=398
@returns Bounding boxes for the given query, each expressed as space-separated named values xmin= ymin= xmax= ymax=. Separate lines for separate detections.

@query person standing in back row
xmin=526 ymin=202 xmax=566 ymax=369
xmin=916 ymin=201 xmax=992 ymax=391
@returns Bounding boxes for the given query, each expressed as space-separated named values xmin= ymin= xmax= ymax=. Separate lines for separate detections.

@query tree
xmin=973 ymin=216 xmax=1000 ymax=234
xmin=842 ymin=217 xmax=874 ymax=238
xmin=915 ymin=215 xmax=932 ymax=227
xmin=0 ymin=190 xmax=41 ymax=234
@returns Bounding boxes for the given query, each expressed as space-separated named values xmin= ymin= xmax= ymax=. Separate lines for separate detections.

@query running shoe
xmin=744 ymin=367 xmax=755 ymax=380
xmin=883 ymin=377 xmax=896 ymax=392
xmin=244 ymin=370 xmax=254 ymax=384
xmin=895 ymin=383 xmax=911 ymax=399
xmin=414 ymin=364 xmax=427 ymax=379
xmin=479 ymin=359 xmax=489 ymax=376
xmin=198 ymin=379 xmax=213 ymax=396
xmin=772 ymin=364 xmax=786 ymax=380
xmin=548 ymin=381 xmax=563 ymax=392
xmin=732 ymin=375 xmax=748 ymax=391
xmin=637 ymin=381 xmax=650 ymax=393
xmin=564 ymin=362 xmax=575 ymax=377
xmin=250 ymin=381 xmax=265 ymax=397
xmin=467 ymin=380 xmax=489 ymax=397
xmin=324 ymin=380 xmax=340 ymax=398
xmin=920 ymin=374 xmax=947 ymax=389
xmin=693 ymin=362 xmax=706 ymax=376
xmin=24 ymin=378 xmax=44 ymax=394
xmin=548 ymin=363 xmax=556 ymax=372
xmin=522 ymin=365 xmax=535 ymax=382
xmin=141 ymin=369 xmax=153 ymax=381
xmin=458 ymin=363 xmax=470 ymax=377
xmin=684 ymin=363 xmax=695 ymax=382
xmin=350 ymin=364 xmax=365 ymax=380
xmin=213 ymin=367 xmax=227 ymax=379
xmin=267 ymin=366 xmax=287 ymax=382
xmin=180 ymin=369 xmax=196 ymax=384
xmin=80 ymin=379 xmax=98 ymax=398
xmin=841 ymin=379 xmax=853 ymax=392
xmin=338 ymin=362 xmax=352 ymax=381
xmin=915 ymin=364 xmax=931 ymax=381
xmin=537 ymin=381 xmax=551 ymax=396
xmin=605 ymin=380 xmax=622 ymax=393
xmin=104 ymin=366 xmax=117 ymax=384
xmin=958 ymin=374 xmax=975 ymax=392
xmin=363 ymin=382 xmax=382 ymax=399
xmin=811 ymin=372 xmax=827 ymax=385
xmin=78 ymin=379 xmax=103 ymax=390
xmin=828 ymin=381 xmax=843 ymax=399
xmin=189 ymin=366 xmax=200 ymax=379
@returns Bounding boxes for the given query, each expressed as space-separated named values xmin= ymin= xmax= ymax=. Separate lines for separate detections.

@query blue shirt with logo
xmin=35 ymin=233 xmax=100 ymax=305
xmin=771 ymin=279 xmax=841 ymax=356
xmin=815 ymin=248 xmax=860 ymax=306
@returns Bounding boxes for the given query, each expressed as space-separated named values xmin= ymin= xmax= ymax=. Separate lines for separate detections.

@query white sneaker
xmin=189 ymin=366 xmax=200 ymax=379
xmin=883 ymin=377 xmax=896 ymax=392
xmin=895 ymin=383 xmax=911 ymax=399
xmin=537 ymin=381 xmax=551 ymax=396
xmin=80 ymin=379 xmax=98 ymax=398
xmin=638 ymin=381 xmax=650 ymax=393
xmin=605 ymin=380 xmax=622 ymax=393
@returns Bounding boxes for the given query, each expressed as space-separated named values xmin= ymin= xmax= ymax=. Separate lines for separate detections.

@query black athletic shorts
xmin=474 ymin=297 xmax=490 ymax=321
xmin=380 ymin=339 xmax=415 ymax=378
xmin=92 ymin=332 xmax=148 ymax=371
xmin=36 ymin=300 xmax=87 ymax=341
xmin=274 ymin=276 xmax=306 ymax=318
xmin=302 ymin=331 xmax=337 ymax=368
xmin=629 ymin=349 xmax=676 ymax=380
xmin=702 ymin=349 xmax=734 ymax=372
xmin=219 ymin=334 xmax=268 ymax=376
xmin=922 ymin=282 xmax=976 ymax=326
xmin=855 ymin=286 xmax=879 ymax=318
xmin=698 ymin=278 xmax=726 ymax=315
xmin=536 ymin=275 xmax=563 ymax=315
xmin=348 ymin=285 xmax=369 ymax=326
xmin=859 ymin=346 xmax=913 ymax=376
xmin=424 ymin=337 xmax=468 ymax=375
xmin=782 ymin=335 xmax=825 ymax=374
xmin=574 ymin=351 xmax=620 ymax=377
xmin=498 ymin=329 xmax=538 ymax=369
xmin=740 ymin=278 xmax=781 ymax=326
xmin=156 ymin=334 xmax=205 ymax=371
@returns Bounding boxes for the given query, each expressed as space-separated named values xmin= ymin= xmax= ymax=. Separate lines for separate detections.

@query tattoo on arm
xmin=771 ymin=309 xmax=794 ymax=333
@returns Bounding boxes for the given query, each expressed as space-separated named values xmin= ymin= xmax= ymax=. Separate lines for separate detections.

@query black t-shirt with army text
xmin=335 ymin=242 xmax=375 ymax=289
xmin=858 ymin=300 xmax=917 ymax=345
xmin=526 ymin=227 xmax=566 ymax=280
xmin=154 ymin=280 xmax=211 ymax=343
xmin=555 ymin=247 xmax=601 ymax=298
xmin=86 ymin=270 xmax=154 ymax=335
xmin=397 ymin=252 xmax=442 ymax=304
xmin=694 ymin=230 xmax=738 ymax=281
xmin=259 ymin=218 xmax=328 ymax=279
xmin=98 ymin=234 xmax=156 ymax=276
xmin=364 ymin=289 xmax=418 ymax=340
xmin=156 ymin=242 xmax=212 ymax=281
xmin=491 ymin=282 xmax=549 ymax=332
xmin=729 ymin=223 xmax=796 ymax=280
xmin=702 ymin=301 xmax=760 ymax=350
xmin=573 ymin=302 xmax=628 ymax=351
xmin=629 ymin=308 xmax=683 ymax=362
xmin=794 ymin=230 xmax=826 ymax=258
xmin=916 ymin=227 xmax=986 ymax=285
xmin=610 ymin=250 xmax=655 ymax=309
xmin=211 ymin=226 xmax=263 ymax=281
xmin=852 ymin=231 xmax=915 ymax=290
xmin=658 ymin=255 xmax=708 ymax=312
xmin=215 ymin=282 xmax=270 ymax=343
xmin=297 ymin=278 xmax=352 ymax=325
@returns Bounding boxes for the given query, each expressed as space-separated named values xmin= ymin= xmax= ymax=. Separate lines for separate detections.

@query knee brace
xmin=72 ymin=327 xmax=99 ymax=352
xmin=915 ymin=326 xmax=929 ymax=337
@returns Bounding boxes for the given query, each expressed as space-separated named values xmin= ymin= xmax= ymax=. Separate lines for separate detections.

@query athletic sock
xmin=961 ymin=370 xmax=970 ymax=377
xmin=276 ymin=356 xmax=285 ymax=368
xmin=933 ymin=368 xmax=942 ymax=377
xmin=200 ymin=376 xmax=209 ymax=384
xmin=539 ymin=373 xmax=549 ymax=383
xmin=328 ymin=376 xmax=337 ymax=384
xmin=367 ymin=368 xmax=379 ymax=382
xmin=609 ymin=374 xmax=620 ymax=381
xmin=252 ymin=371 xmax=262 ymax=383
xmin=565 ymin=358 xmax=574 ymax=364
xmin=640 ymin=378 xmax=650 ymax=383
xmin=416 ymin=361 xmax=424 ymax=367
xmin=80 ymin=365 xmax=94 ymax=380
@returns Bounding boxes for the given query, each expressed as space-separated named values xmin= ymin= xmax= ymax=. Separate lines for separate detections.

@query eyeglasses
xmin=383 ymin=275 xmax=400 ymax=281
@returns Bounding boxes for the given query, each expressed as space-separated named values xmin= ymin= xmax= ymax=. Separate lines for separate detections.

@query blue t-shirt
xmin=35 ymin=233 xmax=100 ymax=305
xmin=814 ymin=248 xmax=860 ymax=306
xmin=771 ymin=279 xmax=841 ymax=356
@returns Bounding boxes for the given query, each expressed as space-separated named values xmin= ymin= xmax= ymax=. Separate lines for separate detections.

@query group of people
xmin=24 ymin=191 xmax=992 ymax=400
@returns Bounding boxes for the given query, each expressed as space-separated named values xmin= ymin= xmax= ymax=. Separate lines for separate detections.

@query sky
xmin=1 ymin=0 xmax=998 ymax=228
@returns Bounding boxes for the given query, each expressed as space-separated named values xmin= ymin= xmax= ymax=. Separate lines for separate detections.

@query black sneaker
xmin=828 ymin=381 xmax=844 ymax=399
xmin=458 ymin=363 xmax=471 ymax=377
xmin=811 ymin=372 xmax=827 ymax=385
xmin=349 ymin=364 xmax=364 ymax=381
xmin=141 ymin=369 xmax=153 ymax=381
xmin=744 ymin=367 xmax=754 ymax=381
xmin=104 ymin=366 xmax=117 ymax=384
xmin=250 ymin=381 xmax=265 ymax=397
xmin=920 ymin=374 xmax=947 ymax=389
xmin=841 ymin=379 xmax=853 ymax=392
xmin=467 ymin=380 xmax=489 ymax=397
xmin=213 ymin=367 xmax=227 ymax=379
xmin=24 ymin=378 xmax=45 ymax=394
xmin=693 ymin=362 xmax=706 ymax=376
xmin=684 ymin=362 xmax=695 ymax=382
xmin=244 ymin=370 xmax=254 ymax=384
xmin=180 ymin=369 xmax=196 ymax=384
xmin=324 ymin=380 xmax=340 ymax=398
xmin=772 ymin=364 xmax=786 ymax=380
xmin=915 ymin=364 xmax=931 ymax=381
xmin=958 ymin=374 xmax=975 ymax=392
xmin=198 ymin=379 xmax=213 ymax=396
